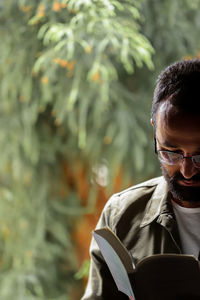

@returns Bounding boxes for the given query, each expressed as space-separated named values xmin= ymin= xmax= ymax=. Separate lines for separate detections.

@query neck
xmin=171 ymin=196 xmax=200 ymax=208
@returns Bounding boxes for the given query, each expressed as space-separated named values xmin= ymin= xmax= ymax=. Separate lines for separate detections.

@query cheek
xmin=161 ymin=163 xmax=179 ymax=177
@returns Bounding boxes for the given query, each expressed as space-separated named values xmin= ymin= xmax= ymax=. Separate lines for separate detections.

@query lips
xmin=178 ymin=180 xmax=200 ymax=187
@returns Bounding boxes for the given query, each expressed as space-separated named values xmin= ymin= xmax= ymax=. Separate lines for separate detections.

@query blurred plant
xmin=0 ymin=0 xmax=154 ymax=299
xmin=0 ymin=0 xmax=200 ymax=299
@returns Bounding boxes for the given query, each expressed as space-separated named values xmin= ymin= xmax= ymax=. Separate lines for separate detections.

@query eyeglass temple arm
xmin=154 ymin=137 xmax=158 ymax=154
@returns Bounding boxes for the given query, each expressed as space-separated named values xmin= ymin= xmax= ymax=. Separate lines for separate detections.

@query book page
xmin=93 ymin=231 xmax=136 ymax=300
xmin=94 ymin=227 xmax=134 ymax=272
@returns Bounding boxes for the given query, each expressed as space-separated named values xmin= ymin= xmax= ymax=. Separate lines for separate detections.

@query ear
xmin=150 ymin=118 xmax=154 ymax=126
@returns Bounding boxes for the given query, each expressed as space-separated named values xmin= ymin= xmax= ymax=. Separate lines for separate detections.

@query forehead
xmin=156 ymin=102 xmax=200 ymax=149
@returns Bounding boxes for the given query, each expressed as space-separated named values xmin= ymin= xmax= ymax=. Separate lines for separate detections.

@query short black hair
xmin=151 ymin=59 xmax=200 ymax=126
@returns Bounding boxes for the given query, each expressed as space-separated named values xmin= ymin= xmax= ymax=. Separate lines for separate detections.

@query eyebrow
xmin=157 ymin=139 xmax=200 ymax=152
xmin=160 ymin=140 xmax=178 ymax=148
xmin=157 ymin=138 xmax=177 ymax=148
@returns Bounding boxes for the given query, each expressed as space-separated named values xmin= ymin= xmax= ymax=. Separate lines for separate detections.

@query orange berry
xmin=53 ymin=58 xmax=61 ymax=64
xmin=41 ymin=76 xmax=48 ymax=84
xmin=60 ymin=60 xmax=68 ymax=67
xmin=20 ymin=5 xmax=32 ymax=12
xmin=92 ymin=72 xmax=100 ymax=82
xmin=67 ymin=61 xmax=75 ymax=70
xmin=38 ymin=11 xmax=44 ymax=17
xmin=37 ymin=3 xmax=45 ymax=17
xmin=52 ymin=2 xmax=61 ymax=12
xmin=85 ymin=45 xmax=92 ymax=54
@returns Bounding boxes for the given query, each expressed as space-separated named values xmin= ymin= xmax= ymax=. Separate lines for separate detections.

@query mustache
xmin=171 ymin=173 xmax=200 ymax=183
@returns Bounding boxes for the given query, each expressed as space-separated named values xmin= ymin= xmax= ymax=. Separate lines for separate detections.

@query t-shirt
xmin=172 ymin=200 xmax=200 ymax=259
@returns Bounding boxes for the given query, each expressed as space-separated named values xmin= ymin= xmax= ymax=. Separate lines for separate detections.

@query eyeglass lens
xmin=158 ymin=151 xmax=200 ymax=168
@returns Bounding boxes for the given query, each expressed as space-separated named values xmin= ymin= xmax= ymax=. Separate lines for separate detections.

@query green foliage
xmin=0 ymin=0 xmax=200 ymax=298
xmin=0 ymin=1 xmax=154 ymax=298
xmin=141 ymin=0 xmax=200 ymax=68
xmin=74 ymin=260 xmax=90 ymax=280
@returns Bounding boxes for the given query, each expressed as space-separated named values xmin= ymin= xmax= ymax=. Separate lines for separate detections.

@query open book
xmin=92 ymin=227 xmax=200 ymax=300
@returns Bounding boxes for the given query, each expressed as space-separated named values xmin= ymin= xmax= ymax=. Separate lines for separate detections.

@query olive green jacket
xmin=81 ymin=176 xmax=182 ymax=300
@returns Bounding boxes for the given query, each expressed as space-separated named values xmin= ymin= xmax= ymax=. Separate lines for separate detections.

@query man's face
xmin=154 ymin=102 xmax=200 ymax=207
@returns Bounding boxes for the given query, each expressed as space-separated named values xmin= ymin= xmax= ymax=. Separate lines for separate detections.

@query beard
xmin=161 ymin=165 xmax=200 ymax=202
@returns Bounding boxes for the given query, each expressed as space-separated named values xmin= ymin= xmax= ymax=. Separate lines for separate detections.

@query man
xmin=81 ymin=59 xmax=200 ymax=299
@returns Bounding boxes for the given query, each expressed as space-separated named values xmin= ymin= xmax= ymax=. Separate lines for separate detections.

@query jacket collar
xmin=140 ymin=176 xmax=182 ymax=252
xmin=140 ymin=176 xmax=172 ymax=227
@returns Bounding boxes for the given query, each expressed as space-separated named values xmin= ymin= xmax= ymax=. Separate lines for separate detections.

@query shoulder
xmin=114 ymin=176 xmax=163 ymax=198
xmin=107 ymin=176 xmax=163 ymax=207
xmin=100 ymin=176 xmax=165 ymax=229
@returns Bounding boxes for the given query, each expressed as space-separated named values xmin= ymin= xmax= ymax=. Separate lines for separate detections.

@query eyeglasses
xmin=157 ymin=150 xmax=200 ymax=168
xmin=154 ymin=139 xmax=200 ymax=168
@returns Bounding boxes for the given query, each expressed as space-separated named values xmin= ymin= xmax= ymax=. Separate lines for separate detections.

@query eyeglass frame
xmin=154 ymin=138 xmax=200 ymax=168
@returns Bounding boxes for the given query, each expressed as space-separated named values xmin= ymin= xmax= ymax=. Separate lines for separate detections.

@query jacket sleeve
xmin=81 ymin=195 xmax=128 ymax=300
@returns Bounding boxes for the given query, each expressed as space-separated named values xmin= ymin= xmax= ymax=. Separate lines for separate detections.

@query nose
xmin=180 ymin=157 xmax=198 ymax=179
